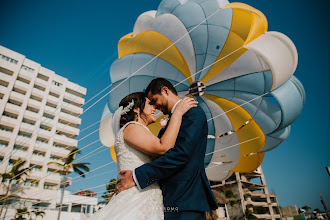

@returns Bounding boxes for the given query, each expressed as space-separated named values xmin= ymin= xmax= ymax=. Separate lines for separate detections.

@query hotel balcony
xmin=37 ymin=129 xmax=53 ymax=139
xmin=57 ymin=122 xmax=79 ymax=137
xmin=47 ymin=94 xmax=59 ymax=105
xmin=24 ymin=110 xmax=39 ymax=121
xmin=40 ymin=116 xmax=56 ymax=127
xmin=53 ymin=134 xmax=78 ymax=147
xmin=66 ymin=81 xmax=87 ymax=96
xmin=31 ymin=88 xmax=44 ymax=100
xmin=15 ymin=138 xmax=31 ymax=148
xmin=18 ymin=69 xmax=33 ymax=82
xmin=34 ymin=77 xmax=48 ymax=89
xmin=14 ymin=80 xmax=28 ymax=91
xmin=43 ymin=105 xmax=60 ymax=116
xmin=5 ymin=102 xmax=21 ymax=115
xmin=10 ymin=150 xmax=29 ymax=160
xmin=16 ymin=135 xmax=33 ymax=146
xmin=34 ymin=141 xmax=49 ymax=152
xmin=0 ymin=129 xmax=13 ymax=141
xmin=20 ymin=122 xmax=35 ymax=134
xmin=0 ymin=71 xmax=13 ymax=83
xmin=0 ymin=85 xmax=8 ymax=93
xmin=10 ymin=91 xmax=26 ymax=103
xmin=0 ymin=115 xmax=17 ymax=128
xmin=50 ymin=146 xmax=70 ymax=158
xmin=45 ymin=173 xmax=62 ymax=184
xmin=49 ymin=84 xmax=63 ymax=95
xmin=63 ymin=92 xmax=85 ymax=106
xmin=27 ymin=98 xmax=41 ymax=109
xmin=28 ymin=170 xmax=45 ymax=179
xmin=0 ymin=147 xmax=9 ymax=157
xmin=30 ymin=155 xmax=46 ymax=165
xmin=58 ymin=112 xmax=81 ymax=126
xmin=62 ymin=102 xmax=83 ymax=115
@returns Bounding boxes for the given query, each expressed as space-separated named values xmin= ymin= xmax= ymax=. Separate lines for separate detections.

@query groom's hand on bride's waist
xmin=115 ymin=170 xmax=136 ymax=194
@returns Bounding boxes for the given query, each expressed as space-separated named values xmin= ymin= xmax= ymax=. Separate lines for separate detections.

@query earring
xmin=137 ymin=112 xmax=140 ymax=120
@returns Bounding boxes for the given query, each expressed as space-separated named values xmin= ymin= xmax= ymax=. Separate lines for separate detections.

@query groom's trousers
xmin=164 ymin=211 xmax=205 ymax=220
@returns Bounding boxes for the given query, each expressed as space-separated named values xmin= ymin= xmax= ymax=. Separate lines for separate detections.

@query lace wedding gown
xmin=90 ymin=121 xmax=164 ymax=220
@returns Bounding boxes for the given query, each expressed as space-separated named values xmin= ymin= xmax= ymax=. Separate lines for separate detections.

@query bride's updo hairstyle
xmin=119 ymin=92 xmax=147 ymax=128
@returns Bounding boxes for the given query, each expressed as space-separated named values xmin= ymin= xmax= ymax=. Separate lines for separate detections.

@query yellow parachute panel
xmin=118 ymin=31 xmax=192 ymax=84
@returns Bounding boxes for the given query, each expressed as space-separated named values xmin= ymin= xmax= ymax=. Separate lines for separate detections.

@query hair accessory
xmin=121 ymin=99 xmax=135 ymax=115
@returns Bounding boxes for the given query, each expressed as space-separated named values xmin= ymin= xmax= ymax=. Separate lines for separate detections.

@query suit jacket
xmin=135 ymin=105 xmax=218 ymax=212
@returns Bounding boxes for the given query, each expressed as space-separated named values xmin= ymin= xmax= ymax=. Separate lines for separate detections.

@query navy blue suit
xmin=135 ymin=105 xmax=217 ymax=219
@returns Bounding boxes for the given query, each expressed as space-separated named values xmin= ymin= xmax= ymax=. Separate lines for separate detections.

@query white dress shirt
xmin=132 ymin=99 xmax=182 ymax=189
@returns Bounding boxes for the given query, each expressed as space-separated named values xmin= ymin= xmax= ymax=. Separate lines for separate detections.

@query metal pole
xmin=320 ymin=193 xmax=330 ymax=220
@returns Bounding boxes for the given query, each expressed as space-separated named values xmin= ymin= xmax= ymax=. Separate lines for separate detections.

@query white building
xmin=0 ymin=45 xmax=97 ymax=219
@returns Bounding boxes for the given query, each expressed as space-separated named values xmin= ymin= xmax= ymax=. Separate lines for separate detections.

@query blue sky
xmin=1 ymin=0 xmax=329 ymax=211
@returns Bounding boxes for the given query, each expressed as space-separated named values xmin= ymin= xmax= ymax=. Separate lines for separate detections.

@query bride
xmin=90 ymin=92 xmax=197 ymax=220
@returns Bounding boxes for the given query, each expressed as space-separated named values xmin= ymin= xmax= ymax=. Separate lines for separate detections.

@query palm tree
xmin=11 ymin=207 xmax=30 ymax=220
xmin=47 ymin=147 xmax=90 ymax=220
xmin=0 ymin=158 xmax=30 ymax=218
xmin=302 ymin=205 xmax=311 ymax=212
xmin=99 ymin=179 xmax=117 ymax=205
xmin=31 ymin=207 xmax=45 ymax=220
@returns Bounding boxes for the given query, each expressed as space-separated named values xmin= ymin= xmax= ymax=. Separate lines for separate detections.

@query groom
xmin=116 ymin=78 xmax=217 ymax=219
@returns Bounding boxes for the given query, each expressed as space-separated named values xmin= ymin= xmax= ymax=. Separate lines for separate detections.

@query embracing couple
xmin=91 ymin=78 xmax=217 ymax=220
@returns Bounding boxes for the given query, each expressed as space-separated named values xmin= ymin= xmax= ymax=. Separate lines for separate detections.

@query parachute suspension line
xmin=206 ymin=92 xmax=270 ymax=122
xmin=80 ymin=119 xmax=102 ymax=133
xmin=205 ymin=136 xmax=261 ymax=169
xmin=208 ymin=119 xmax=252 ymax=144
xmin=174 ymin=46 xmax=245 ymax=88
xmin=82 ymin=6 xmax=226 ymax=115
xmin=205 ymin=136 xmax=260 ymax=157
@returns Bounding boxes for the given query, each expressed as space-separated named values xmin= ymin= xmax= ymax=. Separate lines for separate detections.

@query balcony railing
xmin=53 ymin=134 xmax=78 ymax=147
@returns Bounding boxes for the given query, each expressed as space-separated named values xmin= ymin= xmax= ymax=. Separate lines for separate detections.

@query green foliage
xmin=31 ymin=207 xmax=46 ymax=219
xmin=99 ymin=179 xmax=117 ymax=204
xmin=0 ymin=158 xmax=29 ymax=185
xmin=224 ymin=189 xmax=235 ymax=199
xmin=244 ymin=209 xmax=258 ymax=220
xmin=0 ymin=158 xmax=30 ymax=218
xmin=229 ymin=200 xmax=237 ymax=207
xmin=46 ymin=148 xmax=90 ymax=220
xmin=301 ymin=205 xmax=311 ymax=211
xmin=47 ymin=148 xmax=90 ymax=177
xmin=11 ymin=207 xmax=29 ymax=220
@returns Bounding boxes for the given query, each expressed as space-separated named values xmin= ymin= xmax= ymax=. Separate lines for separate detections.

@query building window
xmin=21 ymin=65 xmax=34 ymax=73
xmin=2 ymin=178 xmax=10 ymax=183
xmin=32 ymin=166 xmax=42 ymax=172
xmin=44 ymin=184 xmax=56 ymax=190
xmin=0 ymin=54 xmax=18 ymax=64
xmin=25 ymin=180 xmax=38 ymax=187
xmin=37 ymin=73 xmax=49 ymax=81
xmin=18 ymin=131 xmax=32 ymax=137
xmin=0 ymin=125 xmax=14 ymax=133
xmin=0 ymin=141 xmax=9 ymax=148
xmin=13 ymin=145 xmax=27 ymax=151
xmin=33 ymin=151 xmax=45 ymax=157
xmin=52 ymin=81 xmax=62 ymax=87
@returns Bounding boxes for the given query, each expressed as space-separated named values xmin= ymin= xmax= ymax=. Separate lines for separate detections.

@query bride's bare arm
xmin=123 ymin=97 xmax=198 ymax=156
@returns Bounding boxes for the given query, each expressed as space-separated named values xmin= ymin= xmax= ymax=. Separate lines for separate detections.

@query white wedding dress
xmin=90 ymin=121 xmax=164 ymax=220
